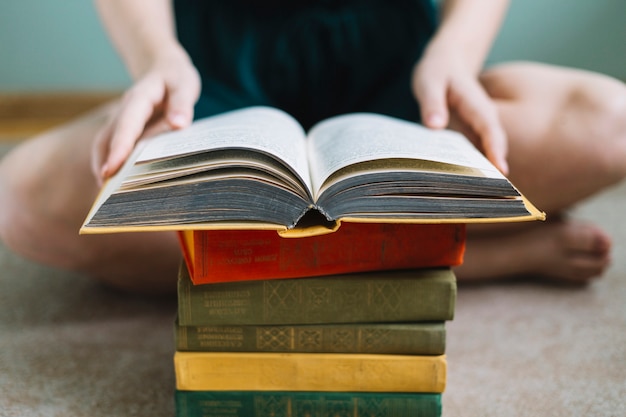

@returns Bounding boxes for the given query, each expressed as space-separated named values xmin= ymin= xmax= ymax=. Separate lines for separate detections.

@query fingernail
xmin=500 ymin=159 xmax=509 ymax=175
xmin=426 ymin=113 xmax=445 ymax=128
xmin=100 ymin=163 xmax=109 ymax=179
xmin=169 ymin=113 xmax=188 ymax=128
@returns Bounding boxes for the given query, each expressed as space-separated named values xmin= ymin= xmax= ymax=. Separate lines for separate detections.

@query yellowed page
xmin=131 ymin=106 xmax=311 ymax=191
xmin=306 ymin=112 xmax=505 ymax=199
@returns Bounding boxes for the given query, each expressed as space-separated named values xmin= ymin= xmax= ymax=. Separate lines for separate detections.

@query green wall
xmin=1 ymin=0 xmax=624 ymax=92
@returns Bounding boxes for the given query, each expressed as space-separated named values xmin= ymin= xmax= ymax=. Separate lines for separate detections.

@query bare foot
xmin=455 ymin=218 xmax=612 ymax=284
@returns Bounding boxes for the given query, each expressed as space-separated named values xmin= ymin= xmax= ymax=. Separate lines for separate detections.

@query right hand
xmin=91 ymin=46 xmax=201 ymax=184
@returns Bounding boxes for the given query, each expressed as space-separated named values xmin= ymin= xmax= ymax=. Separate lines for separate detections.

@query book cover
xmin=179 ymin=222 xmax=465 ymax=284
xmin=175 ymin=390 xmax=442 ymax=417
xmin=175 ymin=320 xmax=446 ymax=355
xmin=177 ymin=264 xmax=457 ymax=326
xmin=174 ymin=351 xmax=447 ymax=393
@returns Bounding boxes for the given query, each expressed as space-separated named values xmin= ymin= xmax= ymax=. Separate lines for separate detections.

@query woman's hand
xmin=412 ymin=45 xmax=509 ymax=174
xmin=411 ymin=0 xmax=510 ymax=173
xmin=91 ymin=46 xmax=201 ymax=184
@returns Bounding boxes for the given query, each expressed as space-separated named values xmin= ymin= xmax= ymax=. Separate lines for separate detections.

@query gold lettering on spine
xmin=202 ymin=290 xmax=252 ymax=318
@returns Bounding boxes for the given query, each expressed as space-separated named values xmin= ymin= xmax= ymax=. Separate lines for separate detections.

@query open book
xmin=80 ymin=106 xmax=544 ymax=235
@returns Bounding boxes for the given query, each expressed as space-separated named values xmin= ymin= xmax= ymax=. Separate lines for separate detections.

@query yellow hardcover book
xmin=174 ymin=352 xmax=446 ymax=393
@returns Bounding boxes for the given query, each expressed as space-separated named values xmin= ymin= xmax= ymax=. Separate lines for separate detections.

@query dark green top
xmin=174 ymin=0 xmax=437 ymax=129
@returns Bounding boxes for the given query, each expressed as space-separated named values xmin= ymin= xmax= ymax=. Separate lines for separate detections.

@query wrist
xmin=96 ymin=0 xmax=184 ymax=80
xmin=431 ymin=0 xmax=509 ymax=74
xmin=423 ymin=29 xmax=486 ymax=75
xmin=130 ymin=40 xmax=190 ymax=80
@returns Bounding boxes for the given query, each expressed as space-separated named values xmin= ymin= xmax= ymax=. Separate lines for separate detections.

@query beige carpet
xmin=1 ymin=142 xmax=624 ymax=416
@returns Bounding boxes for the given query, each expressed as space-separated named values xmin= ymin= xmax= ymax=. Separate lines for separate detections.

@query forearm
xmin=94 ymin=0 xmax=184 ymax=79
xmin=429 ymin=0 xmax=510 ymax=73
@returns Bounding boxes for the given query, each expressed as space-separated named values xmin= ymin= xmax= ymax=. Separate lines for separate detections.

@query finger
xmin=165 ymin=72 xmax=200 ymax=129
xmin=142 ymin=117 xmax=176 ymax=140
xmin=412 ymin=67 xmax=449 ymax=129
xmin=166 ymin=87 xmax=196 ymax=130
xmin=91 ymin=114 xmax=116 ymax=185
xmin=102 ymin=79 xmax=166 ymax=179
xmin=449 ymin=81 xmax=509 ymax=173
xmin=101 ymin=97 xmax=155 ymax=179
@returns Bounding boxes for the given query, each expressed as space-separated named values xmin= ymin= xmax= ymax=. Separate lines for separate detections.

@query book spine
xmin=182 ymin=222 xmax=465 ymax=284
xmin=175 ymin=322 xmax=446 ymax=355
xmin=175 ymin=390 xmax=442 ymax=417
xmin=177 ymin=265 xmax=456 ymax=326
xmin=174 ymin=352 xmax=447 ymax=393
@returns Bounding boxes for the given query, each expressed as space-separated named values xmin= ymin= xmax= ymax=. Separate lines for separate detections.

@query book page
xmin=120 ymin=149 xmax=308 ymax=198
xmin=134 ymin=106 xmax=312 ymax=193
xmin=81 ymin=139 xmax=148 ymax=228
xmin=306 ymin=113 xmax=505 ymax=196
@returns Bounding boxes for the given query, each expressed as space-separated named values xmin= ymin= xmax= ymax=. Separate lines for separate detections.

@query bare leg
xmin=2 ymin=64 xmax=624 ymax=291
xmin=456 ymin=62 xmax=626 ymax=283
xmin=0 ymin=102 xmax=181 ymax=294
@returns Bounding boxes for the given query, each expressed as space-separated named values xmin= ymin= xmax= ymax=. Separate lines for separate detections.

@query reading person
xmin=1 ymin=0 xmax=625 ymax=293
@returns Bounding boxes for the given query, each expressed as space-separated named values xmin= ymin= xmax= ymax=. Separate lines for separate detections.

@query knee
xmin=2 ymin=156 xmax=93 ymax=275
xmin=0 ymin=152 xmax=37 ymax=255
xmin=0 ymin=156 xmax=95 ymax=273
xmin=573 ymin=76 xmax=626 ymax=181
xmin=599 ymin=84 xmax=626 ymax=179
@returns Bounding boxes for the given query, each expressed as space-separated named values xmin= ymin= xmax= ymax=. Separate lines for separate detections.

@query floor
xmin=0 ymin=141 xmax=625 ymax=417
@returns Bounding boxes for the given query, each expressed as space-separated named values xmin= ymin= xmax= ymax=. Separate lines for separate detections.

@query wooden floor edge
xmin=0 ymin=92 xmax=121 ymax=140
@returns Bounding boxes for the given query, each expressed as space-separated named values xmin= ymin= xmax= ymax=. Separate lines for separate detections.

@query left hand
xmin=411 ymin=45 xmax=509 ymax=174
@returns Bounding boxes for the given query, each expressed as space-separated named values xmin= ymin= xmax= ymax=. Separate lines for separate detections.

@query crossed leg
xmin=1 ymin=62 xmax=625 ymax=293
xmin=455 ymin=62 xmax=626 ymax=283
xmin=0 ymin=102 xmax=182 ymax=294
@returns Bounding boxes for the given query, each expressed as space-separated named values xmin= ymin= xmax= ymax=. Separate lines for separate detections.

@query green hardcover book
xmin=175 ymin=390 xmax=442 ymax=417
xmin=177 ymin=264 xmax=456 ymax=326
xmin=175 ymin=320 xmax=446 ymax=355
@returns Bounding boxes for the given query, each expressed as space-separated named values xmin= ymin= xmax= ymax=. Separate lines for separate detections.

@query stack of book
xmin=173 ymin=222 xmax=464 ymax=417
xmin=79 ymin=106 xmax=543 ymax=417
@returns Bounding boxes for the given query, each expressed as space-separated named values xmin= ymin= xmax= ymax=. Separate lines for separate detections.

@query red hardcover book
xmin=178 ymin=222 xmax=465 ymax=285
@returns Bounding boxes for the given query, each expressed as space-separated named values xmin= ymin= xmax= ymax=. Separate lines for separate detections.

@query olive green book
xmin=177 ymin=263 xmax=456 ymax=326
xmin=175 ymin=390 xmax=442 ymax=417
xmin=175 ymin=320 xmax=446 ymax=355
